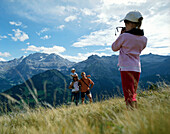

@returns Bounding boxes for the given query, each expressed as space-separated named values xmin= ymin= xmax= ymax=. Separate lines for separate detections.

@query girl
xmin=69 ymin=74 xmax=80 ymax=106
xmin=112 ymin=11 xmax=147 ymax=109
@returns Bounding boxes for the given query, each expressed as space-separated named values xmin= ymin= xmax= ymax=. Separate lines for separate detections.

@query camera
xmin=115 ymin=27 xmax=126 ymax=36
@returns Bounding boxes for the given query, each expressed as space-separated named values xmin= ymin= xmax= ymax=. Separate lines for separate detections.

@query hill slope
xmin=0 ymin=69 xmax=71 ymax=107
xmin=0 ymin=84 xmax=169 ymax=134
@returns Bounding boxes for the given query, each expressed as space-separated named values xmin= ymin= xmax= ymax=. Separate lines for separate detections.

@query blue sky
xmin=0 ymin=0 xmax=170 ymax=62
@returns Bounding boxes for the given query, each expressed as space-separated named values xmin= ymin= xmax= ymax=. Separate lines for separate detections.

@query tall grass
xmin=0 ymin=83 xmax=169 ymax=134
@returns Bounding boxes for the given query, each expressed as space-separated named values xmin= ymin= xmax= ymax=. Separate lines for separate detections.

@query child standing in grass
xmin=69 ymin=74 xmax=80 ymax=106
xmin=112 ymin=11 xmax=147 ymax=109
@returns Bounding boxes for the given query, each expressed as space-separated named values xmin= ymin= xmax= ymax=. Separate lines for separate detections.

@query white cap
xmin=71 ymin=68 xmax=75 ymax=71
xmin=120 ymin=11 xmax=143 ymax=23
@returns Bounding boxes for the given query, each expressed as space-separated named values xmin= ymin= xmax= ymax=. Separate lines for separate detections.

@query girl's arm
xmin=112 ymin=35 xmax=124 ymax=51
xmin=69 ymin=82 xmax=74 ymax=89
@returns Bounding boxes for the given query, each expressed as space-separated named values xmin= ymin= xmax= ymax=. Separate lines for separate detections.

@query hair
xmin=73 ymin=75 xmax=78 ymax=81
xmin=137 ymin=17 xmax=143 ymax=29
xmin=124 ymin=17 xmax=143 ymax=29
xmin=81 ymin=72 xmax=86 ymax=76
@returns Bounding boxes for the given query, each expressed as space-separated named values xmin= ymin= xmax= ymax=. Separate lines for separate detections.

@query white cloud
xmin=0 ymin=58 xmax=6 ymax=61
xmin=0 ymin=52 xmax=11 ymax=57
xmin=9 ymin=21 xmax=22 ymax=26
xmin=142 ymin=3 xmax=170 ymax=55
xmin=22 ymin=45 xmax=66 ymax=54
xmin=101 ymin=0 xmax=147 ymax=6
xmin=81 ymin=8 xmax=96 ymax=16
xmin=8 ymin=34 xmax=12 ymax=36
xmin=22 ymin=45 xmax=111 ymax=62
xmin=40 ymin=35 xmax=51 ymax=40
xmin=62 ymin=52 xmax=112 ymax=62
xmin=9 ymin=1 xmax=79 ymax=23
xmin=57 ymin=25 xmax=65 ymax=30
xmin=26 ymin=42 xmax=30 ymax=45
xmin=64 ymin=15 xmax=77 ymax=22
xmin=11 ymin=29 xmax=29 ymax=42
xmin=0 ymin=35 xmax=7 ymax=40
xmin=72 ymin=27 xmax=115 ymax=47
xmin=94 ymin=47 xmax=111 ymax=52
xmin=61 ymin=55 xmax=83 ymax=62
xmin=71 ymin=0 xmax=170 ymax=56
xmin=142 ymin=46 xmax=170 ymax=55
xmin=3 ymin=0 xmax=170 ymax=57
xmin=36 ymin=28 xmax=49 ymax=36
xmin=91 ymin=13 xmax=112 ymax=25
xmin=9 ymin=21 xmax=27 ymax=28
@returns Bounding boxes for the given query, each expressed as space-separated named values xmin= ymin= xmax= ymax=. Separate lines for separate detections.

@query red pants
xmin=120 ymin=71 xmax=140 ymax=104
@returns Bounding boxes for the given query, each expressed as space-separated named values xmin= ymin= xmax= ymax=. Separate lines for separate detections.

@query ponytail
xmin=136 ymin=17 xmax=143 ymax=29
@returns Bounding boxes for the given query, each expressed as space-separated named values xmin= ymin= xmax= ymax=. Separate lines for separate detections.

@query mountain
xmin=0 ymin=53 xmax=170 ymax=94
xmin=68 ymin=54 xmax=170 ymax=95
xmin=0 ymin=56 xmax=25 ymax=74
xmin=0 ymin=53 xmax=170 ymax=109
xmin=0 ymin=53 xmax=74 ymax=92
xmin=0 ymin=69 xmax=71 ymax=108
xmin=139 ymin=53 xmax=170 ymax=87
xmin=69 ymin=55 xmax=122 ymax=97
xmin=0 ymin=55 xmax=121 ymax=108
xmin=141 ymin=53 xmax=170 ymax=76
xmin=0 ymin=56 xmax=26 ymax=92
xmin=0 ymin=77 xmax=12 ymax=92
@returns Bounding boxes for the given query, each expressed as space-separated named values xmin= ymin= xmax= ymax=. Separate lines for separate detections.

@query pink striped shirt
xmin=112 ymin=33 xmax=147 ymax=72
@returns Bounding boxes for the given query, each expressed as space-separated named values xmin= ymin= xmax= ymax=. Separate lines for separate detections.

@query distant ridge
xmin=0 ymin=53 xmax=170 ymax=93
xmin=0 ymin=53 xmax=74 ymax=92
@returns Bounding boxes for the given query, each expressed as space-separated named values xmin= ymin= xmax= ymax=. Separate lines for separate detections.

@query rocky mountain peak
xmin=87 ymin=55 xmax=100 ymax=60
xmin=24 ymin=53 xmax=49 ymax=61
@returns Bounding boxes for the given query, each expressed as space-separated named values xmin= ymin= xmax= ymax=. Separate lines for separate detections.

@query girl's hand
xmin=121 ymin=27 xmax=126 ymax=34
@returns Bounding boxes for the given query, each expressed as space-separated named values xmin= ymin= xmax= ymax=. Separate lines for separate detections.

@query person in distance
xmin=78 ymin=72 xmax=94 ymax=104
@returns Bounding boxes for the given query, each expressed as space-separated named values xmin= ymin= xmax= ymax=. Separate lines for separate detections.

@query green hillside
xmin=0 ymin=69 xmax=71 ymax=108
xmin=0 ymin=83 xmax=169 ymax=134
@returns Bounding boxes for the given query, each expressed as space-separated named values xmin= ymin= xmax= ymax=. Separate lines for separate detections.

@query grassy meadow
xmin=0 ymin=83 xmax=170 ymax=134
